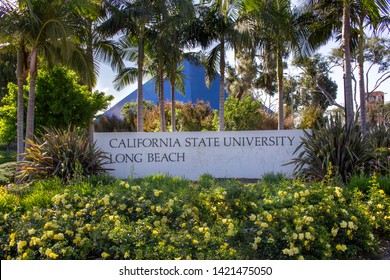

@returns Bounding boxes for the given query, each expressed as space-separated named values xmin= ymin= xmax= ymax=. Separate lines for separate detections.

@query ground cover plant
xmin=1 ymin=173 xmax=388 ymax=260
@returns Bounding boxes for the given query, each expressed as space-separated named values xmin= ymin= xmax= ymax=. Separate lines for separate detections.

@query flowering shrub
xmin=0 ymin=174 xmax=389 ymax=260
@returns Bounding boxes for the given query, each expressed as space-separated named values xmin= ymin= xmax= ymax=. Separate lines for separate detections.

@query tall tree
xmin=0 ymin=1 xmax=29 ymax=161
xmin=353 ymin=0 xmax=389 ymax=136
xmin=199 ymin=0 xmax=243 ymax=131
xmin=304 ymin=0 xmax=389 ymax=129
xmin=6 ymin=0 xmax=81 ymax=148
xmin=242 ymin=0 xmax=312 ymax=129
xmin=65 ymin=0 xmax=123 ymax=143
xmin=100 ymin=0 xmax=158 ymax=132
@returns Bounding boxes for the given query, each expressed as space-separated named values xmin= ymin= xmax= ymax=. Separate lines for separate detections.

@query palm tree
xmin=100 ymin=0 xmax=158 ymax=132
xmin=304 ymin=0 xmax=390 ymax=131
xmin=241 ymin=0 xmax=312 ymax=130
xmin=0 ymin=1 xmax=29 ymax=161
xmin=353 ymin=0 xmax=389 ymax=136
xmin=152 ymin=0 xmax=196 ymax=132
xmin=8 ymin=0 xmax=80 ymax=148
xmin=199 ymin=0 xmax=241 ymax=131
xmin=65 ymin=0 xmax=124 ymax=143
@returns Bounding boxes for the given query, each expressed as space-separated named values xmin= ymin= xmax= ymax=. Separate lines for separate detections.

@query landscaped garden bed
xmin=1 ymin=173 xmax=389 ymax=260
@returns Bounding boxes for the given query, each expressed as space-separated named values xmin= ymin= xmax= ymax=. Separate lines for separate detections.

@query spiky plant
xmin=289 ymin=114 xmax=376 ymax=182
xmin=19 ymin=127 xmax=108 ymax=182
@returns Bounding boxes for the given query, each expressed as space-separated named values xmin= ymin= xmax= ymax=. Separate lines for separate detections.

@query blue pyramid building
xmin=103 ymin=60 xmax=225 ymax=119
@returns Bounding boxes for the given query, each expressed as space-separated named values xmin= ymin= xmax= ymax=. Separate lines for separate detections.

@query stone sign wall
xmin=94 ymin=130 xmax=305 ymax=180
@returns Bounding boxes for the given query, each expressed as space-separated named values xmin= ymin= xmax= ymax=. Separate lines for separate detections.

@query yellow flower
xmin=73 ymin=237 xmax=82 ymax=245
xmin=124 ymin=252 xmax=130 ymax=259
xmin=254 ymin=237 xmax=262 ymax=245
xmin=340 ymin=221 xmax=348 ymax=228
xmin=305 ymin=232 xmax=312 ymax=240
xmin=192 ymin=239 xmax=199 ymax=245
xmin=156 ymin=206 xmax=162 ymax=212
xmin=45 ymin=248 xmax=58 ymax=259
xmin=49 ymin=252 xmax=58 ymax=259
xmin=336 ymin=244 xmax=347 ymax=252
xmin=9 ymin=232 xmax=16 ymax=246
xmin=260 ymin=222 xmax=269 ymax=228
xmin=17 ymin=240 xmax=27 ymax=253
xmin=28 ymin=228 xmax=36 ymax=235
xmin=102 ymin=195 xmax=110 ymax=205
xmin=292 ymin=233 xmax=298 ymax=240
xmin=119 ymin=204 xmax=127 ymax=211
xmin=53 ymin=233 xmax=65 ymax=240
xmin=249 ymin=214 xmax=257 ymax=221
xmin=331 ymin=227 xmax=338 ymax=237
xmin=348 ymin=221 xmax=355 ymax=230
xmin=30 ymin=237 xmax=41 ymax=246
xmin=220 ymin=243 xmax=229 ymax=250
xmin=266 ymin=214 xmax=273 ymax=222
xmin=41 ymin=230 xmax=54 ymax=240
xmin=101 ymin=252 xmax=110 ymax=259
xmin=65 ymin=230 xmax=74 ymax=236
xmin=294 ymin=192 xmax=300 ymax=199
xmin=154 ymin=189 xmax=163 ymax=197
xmin=152 ymin=229 xmax=159 ymax=236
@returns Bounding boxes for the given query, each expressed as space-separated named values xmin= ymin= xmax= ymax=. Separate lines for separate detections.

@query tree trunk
xmin=137 ymin=30 xmax=144 ymax=132
xmin=16 ymin=49 xmax=26 ymax=161
xmin=87 ymin=21 xmax=95 ymax=145
xmin=219 ymin=37 xmax=226 ymax=132
xmin=277 ymin=48 xmax=284 ymax=130
xmin=358 ymin=27 xmax=367 ymax=137
xmin=171 ymin=81 xmax=176 ymax=132
xmin=158 ymin=67 xmax=166 ymax=132
xmin=25 ymin=47 xmax=38 ymax=149
xmin=342 ymin=1 xmax=354 ymax=129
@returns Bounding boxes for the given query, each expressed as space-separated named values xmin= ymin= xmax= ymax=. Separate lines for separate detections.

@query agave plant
xmin=19 ymin=127 xmax=109 ymax=181
xmin=289 ymin=114 xmax=376 ymax=182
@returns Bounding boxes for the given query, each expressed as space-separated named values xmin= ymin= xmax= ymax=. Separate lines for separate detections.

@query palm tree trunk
xmin=25 ymin=47 xmax=38 ymax=149
xmin=87 ymin=21 xmax=95 ymax=145
xmin=137 ymin=30 xmax=144 ymax=132
xmin=171 ymin=81 xmax=176 ymax=132
xmin=358 ymin=27 xmax=367 ymax=137
xmin=158 ymin=67 xmax=166 ymax=132
xmin=219 ymin=37 xmax=226 ymax=132
xmin=16 ymin=49 xmax=26 ymax=161
xmin=277 ymin=47 xmax=284 ymax=130
xmin=342 ymin=1 xmax=354 ymax=129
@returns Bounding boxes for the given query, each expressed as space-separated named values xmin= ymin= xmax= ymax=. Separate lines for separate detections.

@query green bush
xmin=0 ymin=162 xmax=16 ymax=185
xmin=224 ymin=95 xmax=263 ymax=131
xmin=290 ymin=114 xmax=375 ymax=182
xmin=348 ymin=174 xmax=390 ymax=196
xmin=367 ymin=124 xmax=390 ymax=175
xmin=1 ymin=175 xmax=388 ymax=260
xmin=19 ymin=127 xmax=108 ymax=182
xmin=176 ymin=101 xmax=215 ymax=131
